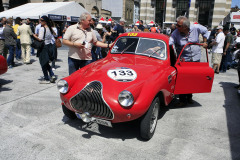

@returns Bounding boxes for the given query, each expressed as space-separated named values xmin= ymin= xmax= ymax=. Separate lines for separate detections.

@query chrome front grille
xmin=70 ymin=81 xmax=114 ymax=120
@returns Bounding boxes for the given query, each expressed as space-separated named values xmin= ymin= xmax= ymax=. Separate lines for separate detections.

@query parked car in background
xmin=57 ymin=32 xmax=214 ymax=140
xmin=0 ymin=55 xmax=7 ymax=75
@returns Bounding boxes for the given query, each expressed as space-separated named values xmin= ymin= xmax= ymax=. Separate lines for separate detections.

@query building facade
xmin=133 ymin=0 xmax=140 ymax=24
xmin=0 ymin=0 xmax=111 ymax=19
xmin=140 ymin=0 xmax=232 ymax=28
xmin=102 ymin=0 xmax=134 ymax=25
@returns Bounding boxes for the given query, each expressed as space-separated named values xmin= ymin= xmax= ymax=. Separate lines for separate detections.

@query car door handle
xmin=206 ymin=76 xmax=212 ymax=80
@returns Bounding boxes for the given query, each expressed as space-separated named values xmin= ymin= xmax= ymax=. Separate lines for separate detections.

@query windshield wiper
xmin=121 ymin=42 xmax=135 ymax=55
xmin=149 ymin=47 xmax=161 ymax=58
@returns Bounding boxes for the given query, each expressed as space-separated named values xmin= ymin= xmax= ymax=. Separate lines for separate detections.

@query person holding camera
xmin=63 ymin=12 xmax=112 ymax=75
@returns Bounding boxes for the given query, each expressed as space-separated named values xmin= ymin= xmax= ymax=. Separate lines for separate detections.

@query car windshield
xmin=111 ymin=37 xmax=167 ymax=60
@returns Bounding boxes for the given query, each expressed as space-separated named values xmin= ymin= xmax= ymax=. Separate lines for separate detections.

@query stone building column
xmin=212 ymin=0 xmax=226 ymax=26
xmin=2 ymin=0 xmax=9 ymax=10
xmin=188 ymin=0 xmax=197 ymax=23
xmin=225 ymin=0 xmax=231 ymax=16
xmin=140 ymin=0 xmax=155 ymax=25
xmin=165 ymin=0 xmax=176 ymax=22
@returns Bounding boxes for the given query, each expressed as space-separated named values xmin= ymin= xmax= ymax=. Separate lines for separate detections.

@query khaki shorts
xmin=212 ymin=53 xmax=223 ymax=65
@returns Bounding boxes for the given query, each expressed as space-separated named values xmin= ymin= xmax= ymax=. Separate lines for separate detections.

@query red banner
xmin=233 ymin=15 xmax=240 ymax=19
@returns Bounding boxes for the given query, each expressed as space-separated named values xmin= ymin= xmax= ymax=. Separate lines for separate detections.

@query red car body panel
xmin=59 ymin=32 xmax=214 ymax=123
xmin=0 ymin=55 xmax=7 ymax=75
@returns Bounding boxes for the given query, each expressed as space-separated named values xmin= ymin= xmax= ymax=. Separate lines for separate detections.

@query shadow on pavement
xmin=219 ymin=82 xmax=240 ymax=160
xmin=0 ymin=79 xmax=13 ymax=92
xmin=62 ymin=116 xmax=140 ymax=141
xmin=61 ymin=98 xmax=203 ymax=141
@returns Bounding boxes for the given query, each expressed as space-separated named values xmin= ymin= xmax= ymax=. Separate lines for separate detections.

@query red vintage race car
xmin=0 ymin=55 xmax=7 ymax=75
xmin=57 ymin=32 xmax=214 ymax=140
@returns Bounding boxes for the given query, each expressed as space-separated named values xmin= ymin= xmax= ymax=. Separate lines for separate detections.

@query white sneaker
xmin=52 ymin=68 xmax=56 ymax=71
xmin=50 ymin=75 xmax=57 ymax=83
xmin=39 ymin=79 xmax=50 ymax=84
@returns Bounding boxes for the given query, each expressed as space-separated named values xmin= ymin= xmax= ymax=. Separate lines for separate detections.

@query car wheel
xmin=140 ymin=97 xmax=160 ymax=140
xmin=62 ymin=105 xmax=77 ymax=119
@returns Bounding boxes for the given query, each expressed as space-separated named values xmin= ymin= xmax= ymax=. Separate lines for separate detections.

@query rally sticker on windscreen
xmin=107 ymin=67 xmax=137 ymax=82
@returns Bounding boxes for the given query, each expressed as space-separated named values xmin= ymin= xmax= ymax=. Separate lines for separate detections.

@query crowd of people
xmin=0 ymin=16 xmax=60 ymax=84
xmin=0 ymin=13 xmax=240 ymax=90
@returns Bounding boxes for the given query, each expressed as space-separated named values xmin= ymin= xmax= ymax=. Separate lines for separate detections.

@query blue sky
xmin=231 ymin=0 xmax=240 ymax=7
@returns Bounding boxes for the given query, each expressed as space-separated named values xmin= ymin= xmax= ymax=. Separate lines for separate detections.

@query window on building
xmin=197 ymin=0 xmax=214 ymax=27
xmin=91 ymin=6 xmax=99 ymax=18
xmin=176 ymin=0 xmax=190 ymax=18
xmin=130 ymin=9 xmax=132 ymax=19
xmin=155 ymin=0 xmax=166 ymax=26
xmin=79 ymin=3 xmax=85 ymax=8
xmin=0 ymin=0 xmax=4 ymax=12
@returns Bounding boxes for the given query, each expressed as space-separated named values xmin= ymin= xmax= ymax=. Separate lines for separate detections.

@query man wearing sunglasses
xmin=169 ymin=16 xmax=209 ymax=107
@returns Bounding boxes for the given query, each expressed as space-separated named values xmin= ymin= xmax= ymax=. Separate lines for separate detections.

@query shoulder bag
xmin=55 ymin=37 xmax=62 ymax=48
xmin=31 ymin=27 xmax=46 ymax=50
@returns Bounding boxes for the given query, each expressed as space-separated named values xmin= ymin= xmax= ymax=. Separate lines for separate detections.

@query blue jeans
xmin=31 ymin=38 xmax=35 ymax=55
xmin=41 ymin=63 xmax=54 ymax=80
xmin=6 ymin=45 xmax=15 ymax=66
xmin=221 ymin=48 xmax=231 ymax=72
xmin=51 ymin=44 xmax=57 ymax=68
xmin=91 ymin=47 xmax=102 ymax=62
xmin=16 ymin=39 xmax=21 ymax=59
xmin=68 ymin=57 xmax=92 ymax=75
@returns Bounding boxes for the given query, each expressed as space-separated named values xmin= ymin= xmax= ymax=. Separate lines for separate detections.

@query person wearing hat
xmin=111 ymin=18 xmax=126 ymax=41
xmin=17 ymin=19 xmax=33 ymax=64
xmin=62 ymin=12 xmax=113 ymax=75
xmin=169 ymin=16 xmax=209 ymax=107
xmin=210 ymin=25 xmax=225 ymax=74
xmin=32 ymin=15 xmax=57 ymax=84
xmin=91 ymin=23 xmax=105 ymax=62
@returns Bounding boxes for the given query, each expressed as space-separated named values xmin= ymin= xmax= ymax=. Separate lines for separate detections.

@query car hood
xmin=69 ymin=54 xmax=168 ymax=100
xmin=82 ymin=54 xmax=166 ymax=83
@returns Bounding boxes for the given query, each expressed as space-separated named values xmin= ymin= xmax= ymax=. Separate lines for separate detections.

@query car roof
xmin=118 ymin=32 xmax=170 ymax=43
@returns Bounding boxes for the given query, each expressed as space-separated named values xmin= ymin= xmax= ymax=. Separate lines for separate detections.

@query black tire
xmin=62 ymin=105 xmax=77 ymax=119
xmin=140 ymin=97 xmax=160 ymax=140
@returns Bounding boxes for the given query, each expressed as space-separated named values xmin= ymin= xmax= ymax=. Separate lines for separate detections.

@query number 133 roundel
xmin=107 ymin=67 xmax=137 ymax=82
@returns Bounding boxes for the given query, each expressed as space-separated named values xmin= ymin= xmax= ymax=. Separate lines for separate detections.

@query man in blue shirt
xmin=169 ymin=16 xmax=209 ymax=107
xmin=112 ymin=18 xmax=126 ymax=41
xmin=137 ymin=20 xmax=145 ymax=32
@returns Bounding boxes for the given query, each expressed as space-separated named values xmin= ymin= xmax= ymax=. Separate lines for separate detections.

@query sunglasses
xmin=176 ymin=24 xmax=183 ymax=28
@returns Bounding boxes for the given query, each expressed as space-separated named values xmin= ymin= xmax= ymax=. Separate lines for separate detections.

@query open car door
xmin=174 ymin=43 xmax=214 ymax=94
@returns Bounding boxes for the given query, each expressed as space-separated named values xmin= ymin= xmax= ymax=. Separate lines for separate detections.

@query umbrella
xmin=148 ymin=21 xmax=155 ymax=25
xmin=99 ymin=17 xmax=107 ymax=23
xmin=107 ymin=18 xmax=112 ymax=23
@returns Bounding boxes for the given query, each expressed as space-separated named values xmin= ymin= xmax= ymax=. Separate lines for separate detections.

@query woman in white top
xmin=33 ymin=16 xmax=56 ymax=84
xmin=50 ymin=20 xmax=58 ymax=70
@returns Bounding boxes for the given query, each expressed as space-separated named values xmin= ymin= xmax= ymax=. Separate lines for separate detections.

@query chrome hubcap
xmin=150 ymin=103 xmax=159 ymax=133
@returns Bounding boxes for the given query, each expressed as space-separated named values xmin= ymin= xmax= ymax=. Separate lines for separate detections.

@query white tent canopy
xmin=0 ymin=2 xmax=90 ymax=20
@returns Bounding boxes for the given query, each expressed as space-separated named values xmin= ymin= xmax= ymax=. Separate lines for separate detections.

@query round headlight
xmin=57 ymin=79 xmax=69 ymax=94
xmin=118 ymin=90 xmax=134 ymax=107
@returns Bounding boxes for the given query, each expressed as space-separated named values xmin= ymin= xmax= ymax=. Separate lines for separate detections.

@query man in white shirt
xmin=211 ymin=26 xmax=225 ymax=74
